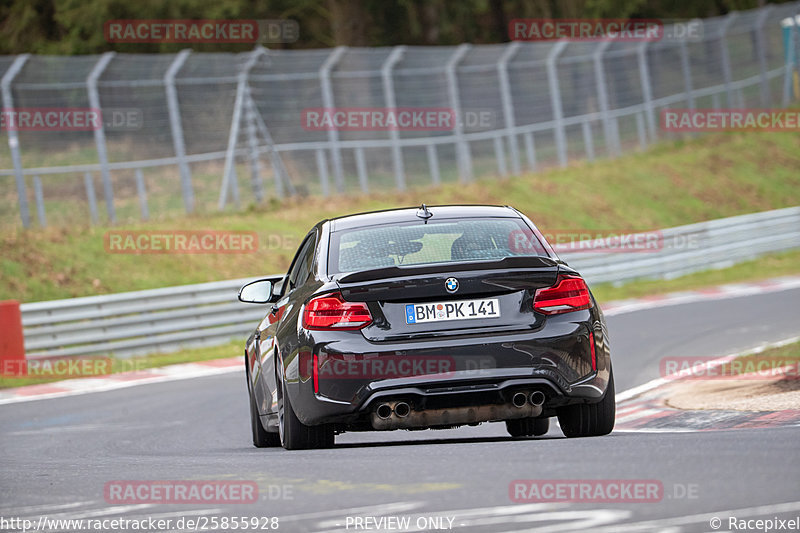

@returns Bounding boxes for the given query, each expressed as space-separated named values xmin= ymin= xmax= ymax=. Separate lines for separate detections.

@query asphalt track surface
xmin=1 ymin=288 xmax=799 ymax=533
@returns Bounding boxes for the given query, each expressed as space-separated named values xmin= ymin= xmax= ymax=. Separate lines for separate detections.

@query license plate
xmin=405 ymin=298 xmax=500 ymax=324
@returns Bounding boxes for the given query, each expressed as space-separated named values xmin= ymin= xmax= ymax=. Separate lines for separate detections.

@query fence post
xmin=782 ymin=14 xmax=797 ymax=106
xmin=719 ymin=12 xmax=738 ymax=107
xmin=164 ymin=49 xmax=194 ymax=213
xmin=581 ymin=121 xmax=595 ymax=162
xmin=319 ymin=46 xmax=347 ymax=193
xmin=315 ymin=149 xmax=331 ymax=197
xmin=244 ymin=84 xmax=266 ymax=202
xmin=754 ymin=7 xmax=773 ymax=107
xmin=446 ymin=44 xmax=472 ymax=182
xmin=2 ymin=54 xmax=31 ymax=228
xmin=220 ymin=47 xmax=268 ymax=209
xmin=33 ymin=175 xmax=46 ymax=227
xmin=637 ymin=41 xmax=657 ymax=143
xmin=354 ymin=147 xmax=369 ymax=193
xmin=84 ymin=172 xmax=99 ymax=225
xmin=593 ymin=40 xmax=618 ymax=157
xmin=381 ymin=46 xmax=406 ymax=191
xmin=87 ymin=51 xmax=116 ymax=224
xmin=246 ymin=53 xmax=296 ymax=200
xmin=219 ymin=78 xmax=245 ymax=209
xmin=493 ymin=136 xmax=508 ymax=176
xmin=426 ymin=144 xmax=441 ymax=185
xmin=546 ymin=41 xmax=569 ymax=167
xmin=679 ymin=40 xmax=695 ymax=110
xmin=135 ymin=169 xmax=149 ymax=221
xmin=523 ymin=133 xmax=537 ymax=171
xmin=498 ymin=41 xmax=521 ymax=175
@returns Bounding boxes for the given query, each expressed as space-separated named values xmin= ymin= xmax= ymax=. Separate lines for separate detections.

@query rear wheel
xmin=557 ymin=369 xmax=616 ymax=438
xmin=277 ymin=362 xmax=334 ymax=450
xmin=506 ymin=417 xmax=550 ymax=437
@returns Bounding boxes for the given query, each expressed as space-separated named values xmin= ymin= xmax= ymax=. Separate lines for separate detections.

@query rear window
xmin=329 ymin=218 xmax=548 ymax=274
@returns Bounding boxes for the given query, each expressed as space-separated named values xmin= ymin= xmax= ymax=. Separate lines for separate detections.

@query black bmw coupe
xmin=239 ymin=205 xmax=614 ymax=449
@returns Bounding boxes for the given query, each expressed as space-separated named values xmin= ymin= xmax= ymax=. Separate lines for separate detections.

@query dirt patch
xmin=665 ymin=377 xmax=800 ymax=412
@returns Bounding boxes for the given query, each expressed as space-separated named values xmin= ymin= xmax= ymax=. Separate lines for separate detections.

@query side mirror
xmin=238 ymin=279 xmax=274 ymax=304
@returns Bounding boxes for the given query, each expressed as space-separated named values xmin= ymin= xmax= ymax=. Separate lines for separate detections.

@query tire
xmin=557 ymin=369 xmax=616 ymax=438
xmin=506 ymin=417 xmax=550 ymax=437
xmin=277 ymin=363 xmax=334 ymax=450
xmin=247 ymin=362 xmax=280 ymax=448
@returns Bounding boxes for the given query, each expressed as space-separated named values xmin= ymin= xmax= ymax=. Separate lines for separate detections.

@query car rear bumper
xmin=287 ymin=309 xmax=611 ymax=427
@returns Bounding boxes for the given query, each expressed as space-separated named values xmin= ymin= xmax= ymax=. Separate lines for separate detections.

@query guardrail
xmin=19 ymin=207 xmax=800 ymax=359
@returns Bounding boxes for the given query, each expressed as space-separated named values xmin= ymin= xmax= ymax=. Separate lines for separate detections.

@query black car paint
xmin=244 ymin=205 xmax=611 ymax=434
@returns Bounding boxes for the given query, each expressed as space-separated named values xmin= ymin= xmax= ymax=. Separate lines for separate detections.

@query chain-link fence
xmin=2 ymin=3 xmax=799 ymax=228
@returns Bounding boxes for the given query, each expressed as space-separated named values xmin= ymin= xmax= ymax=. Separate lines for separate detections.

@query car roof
xmin=327 ymin=205 xmax=520 ymax=232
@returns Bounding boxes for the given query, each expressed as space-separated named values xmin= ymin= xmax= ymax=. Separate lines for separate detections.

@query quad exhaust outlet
xmin=371 ymin=392 xmax=546 ymax=430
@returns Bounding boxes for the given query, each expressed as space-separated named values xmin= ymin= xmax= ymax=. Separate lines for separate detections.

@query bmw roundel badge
xmin=445 ymin=277 xmax=459 ymax=293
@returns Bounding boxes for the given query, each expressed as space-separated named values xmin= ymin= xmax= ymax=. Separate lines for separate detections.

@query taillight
xmin=302 ymin=292 xmax=372 ymax=330
xmin=589 ymin=331 xmax=597 ymax=371
xmin=533 ymin=275 xmax=592 ymax=315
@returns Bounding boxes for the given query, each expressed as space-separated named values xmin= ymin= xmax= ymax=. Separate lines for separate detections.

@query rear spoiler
xmin=336 ymin=256 xmax=559 ymax=284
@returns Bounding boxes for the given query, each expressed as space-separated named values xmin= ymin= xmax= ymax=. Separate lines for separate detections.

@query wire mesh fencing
xmin=1 ymin=2 xmax=799 ymax=228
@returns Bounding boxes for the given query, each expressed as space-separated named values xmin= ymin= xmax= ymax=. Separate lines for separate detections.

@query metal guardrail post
xmin=719 ymin=12 xmax=738 ymax=107
xmin=446 ymin=44 xmax=472 ymax=182
xmin=2 ymin=54 xmax=31 ymax=228
xmin=381 ymin=46 xmax=406 ymax=191
xmin=319 ymin=46 xmax=347 ymax=193
xmin=498 ymin=41 xmax=521 ymax=175
xmin=637 ymin=41 xmax=657 ymax=144
xmin=593 ymin=40 xmax=618 ymax=157
xmin=546 ymin=41 xmax=569 ymax=168
xmin=164 ymin=49 xmax=194 ymax=213
xmin=87 ymin=51 xmax=117 ymax=223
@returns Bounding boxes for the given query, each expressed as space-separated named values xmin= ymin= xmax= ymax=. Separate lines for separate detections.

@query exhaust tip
xmin=512 ymin=392 xmax=528 ymax=408
xmin=376 ymin=403 xmax=393 ymax=420
xmin=394 ymin=402 xmax=411 ymax=418
xmin=529 ymin=391 xmax=546 ymax=407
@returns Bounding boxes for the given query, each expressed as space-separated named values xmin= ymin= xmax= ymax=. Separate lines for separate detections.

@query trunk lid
xmin=336 ymin=256 xmax=559 ymax=342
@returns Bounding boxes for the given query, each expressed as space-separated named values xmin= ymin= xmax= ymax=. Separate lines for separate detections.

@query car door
xmin=255 ymin=231 xmax=318 ymax=415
